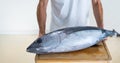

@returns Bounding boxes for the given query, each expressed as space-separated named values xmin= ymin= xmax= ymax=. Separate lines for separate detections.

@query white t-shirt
xmin=50 ymin=0 xmax=91 ymax=31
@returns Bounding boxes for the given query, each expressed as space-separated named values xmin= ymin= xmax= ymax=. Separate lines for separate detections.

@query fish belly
xmin=49 ymin=30 xmax=103 ymax=53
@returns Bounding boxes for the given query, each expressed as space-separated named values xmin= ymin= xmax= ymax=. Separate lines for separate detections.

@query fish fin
xmin=117 ymin=33 xmax=120 ymax=37
xmin=112 ymin=29 xmax=120 ymax=37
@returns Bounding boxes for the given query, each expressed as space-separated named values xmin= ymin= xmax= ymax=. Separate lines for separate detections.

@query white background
xmin=0 ymin=0 xmax=120 ymax=34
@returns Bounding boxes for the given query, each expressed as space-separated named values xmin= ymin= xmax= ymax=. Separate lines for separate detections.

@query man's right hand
xmin=37 ymin=0 xmax=48 ymax=38
xmin=38 ymin=33 xmax=44 ymax=38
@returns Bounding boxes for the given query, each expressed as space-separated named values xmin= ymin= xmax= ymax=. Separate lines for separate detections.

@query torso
xmin=50 ymin=0 xmax=91 ymax=31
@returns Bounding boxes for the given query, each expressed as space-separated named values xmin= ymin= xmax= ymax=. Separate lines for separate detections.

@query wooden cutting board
xmin=35 ymin=42 xmax=111 ymax=63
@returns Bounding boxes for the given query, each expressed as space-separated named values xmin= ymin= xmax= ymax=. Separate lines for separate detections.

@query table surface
xmin=35 ymin=42 xmax=111 ymax=61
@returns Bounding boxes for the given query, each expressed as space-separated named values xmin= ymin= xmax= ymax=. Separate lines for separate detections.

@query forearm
xmin=92 ymin=0 xmax=103 ymax=28
xmin=37 ymin=0 xmax=48 ymax=35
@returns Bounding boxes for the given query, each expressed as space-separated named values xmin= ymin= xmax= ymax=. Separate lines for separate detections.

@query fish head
xmin=26 ymin=38 xmax=47 ymax=54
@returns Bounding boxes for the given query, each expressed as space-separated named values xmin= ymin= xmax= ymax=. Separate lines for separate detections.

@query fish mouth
xmin=27 ymin=47 xmax=37 ymax=54
xmin=27 ymin=47 xmax=49 ymax=54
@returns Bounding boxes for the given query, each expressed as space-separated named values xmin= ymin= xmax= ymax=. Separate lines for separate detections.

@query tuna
xmin=27 ymin=26 xmax=119 ymax=54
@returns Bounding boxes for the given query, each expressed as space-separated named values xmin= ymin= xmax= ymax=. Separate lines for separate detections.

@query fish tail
xmin=117 ymin=33 xmax=120 ymax=37
xmin=113 ymin=29 xmax=120 ymax=37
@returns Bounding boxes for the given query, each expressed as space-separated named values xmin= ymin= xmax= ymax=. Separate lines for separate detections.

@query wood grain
xmin=35 ymin=42 xmax=111 ymax=63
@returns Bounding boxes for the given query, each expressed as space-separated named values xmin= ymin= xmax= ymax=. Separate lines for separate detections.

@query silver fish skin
xmin=27 ymin=26 xmax=117 ymax=54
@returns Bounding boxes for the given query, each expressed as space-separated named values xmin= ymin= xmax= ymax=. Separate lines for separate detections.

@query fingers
xmin=38 ymin=33 xmax=44 ymax=38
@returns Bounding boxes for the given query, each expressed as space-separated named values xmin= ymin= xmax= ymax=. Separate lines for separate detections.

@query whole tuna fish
xmin=27 ymin=26 xmax=118 ymax=54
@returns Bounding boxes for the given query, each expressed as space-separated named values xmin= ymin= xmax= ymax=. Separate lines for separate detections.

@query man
xmin=37 ymin=0 xmax=103 ymax=37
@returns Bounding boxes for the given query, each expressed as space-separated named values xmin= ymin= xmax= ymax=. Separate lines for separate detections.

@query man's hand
xmin=37 ymin=0 xmax=48 ymax=38
xmin=38 ymin=31 xmax=45 ymax=38
xmin=92 ymin=0 xmax=103 ymax=29
xmin=38 ymin=33 xmax=44 ymax=38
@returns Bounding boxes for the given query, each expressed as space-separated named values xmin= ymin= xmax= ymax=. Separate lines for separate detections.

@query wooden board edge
xmin=103 ymin=42 xmax=112 ymax=60
xmin=35 ymin=59 xmax=108 ymax=63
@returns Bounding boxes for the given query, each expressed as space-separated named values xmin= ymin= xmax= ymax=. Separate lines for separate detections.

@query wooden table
xmin=35 ymin=42 xmax=111 ymax=63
